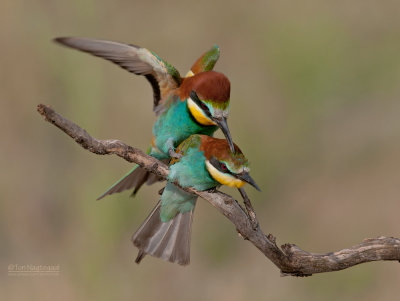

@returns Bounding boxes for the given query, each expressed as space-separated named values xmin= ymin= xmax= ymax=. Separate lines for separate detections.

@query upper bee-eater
xmin=132 ymin=134 xmax=260 ymax=265
xmin=54 ymin=37 xmax=234 ymax=198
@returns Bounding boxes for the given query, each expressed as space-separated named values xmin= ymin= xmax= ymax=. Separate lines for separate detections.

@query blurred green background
xmin=2 ymin=0 xmax=400 ymax=300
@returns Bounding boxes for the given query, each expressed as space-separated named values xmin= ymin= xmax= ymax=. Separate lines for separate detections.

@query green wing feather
xmin=169 ymin=135 xmax=202 ymax=165
xmin=189 ymin=44 xmax=220 ymax=74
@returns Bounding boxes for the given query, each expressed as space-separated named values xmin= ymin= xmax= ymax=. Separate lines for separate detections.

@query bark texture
xmin=37 ymin=104 xmax=400 ymax=276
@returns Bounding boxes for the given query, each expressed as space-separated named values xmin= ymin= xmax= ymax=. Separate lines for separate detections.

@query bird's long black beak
xmin=214 ymin=117 xmax=235 ymax=153
xmin=236 ymin=172 xmax=261 ymax=191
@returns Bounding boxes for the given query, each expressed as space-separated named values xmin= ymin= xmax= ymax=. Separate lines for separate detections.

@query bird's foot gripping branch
xmin=37 ymin=104 xmax=400 ymax=276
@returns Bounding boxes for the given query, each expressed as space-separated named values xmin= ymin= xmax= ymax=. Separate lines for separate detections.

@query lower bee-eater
xmin=132 ymin=134 xmax=260 ymax=265
xmin=54 ymin=37 xmax=235 ymax=198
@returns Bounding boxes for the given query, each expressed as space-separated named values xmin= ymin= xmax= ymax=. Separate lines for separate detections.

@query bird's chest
xmin=153 ymin=100 xmax=217 ymax=152
xmin=168 ymin=149 xmax=218 ymax=191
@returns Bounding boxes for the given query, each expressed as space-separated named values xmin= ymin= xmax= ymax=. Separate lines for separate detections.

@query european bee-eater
xmin=54 ymin=37 xmax=234 ymax=198
xmin=133 ymin=134 xmax=260 ymax=265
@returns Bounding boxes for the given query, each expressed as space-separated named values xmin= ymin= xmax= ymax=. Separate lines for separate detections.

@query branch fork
xmin=37 ymin=104 xmax=400 ymax=276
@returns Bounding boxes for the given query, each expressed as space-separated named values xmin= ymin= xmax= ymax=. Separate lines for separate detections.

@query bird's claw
xmin=206 ymin=187 xmax=218 ymax=193
xmin=169 ymin=148 xmax=182 ymax=159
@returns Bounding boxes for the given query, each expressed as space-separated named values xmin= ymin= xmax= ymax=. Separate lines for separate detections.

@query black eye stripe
xmin=190 ymin=90 xmax=211 ymax=117
xmin=209 ymin=157 xmax=233 ymax=175
xmin=190 ymin=90 xmax=200 ymax=103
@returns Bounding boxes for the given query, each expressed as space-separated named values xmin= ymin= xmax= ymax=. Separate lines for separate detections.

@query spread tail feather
xmin=97 ymin=163 xmax=166 ymax=200
xmin=132 ymin=201 xmax=194 ymax=265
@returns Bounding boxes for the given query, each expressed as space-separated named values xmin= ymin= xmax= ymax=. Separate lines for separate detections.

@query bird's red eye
xmin=220 ymin=163 xmax=228 ymax=171
xmin=200 ymin=102 xmax=208 ymax=111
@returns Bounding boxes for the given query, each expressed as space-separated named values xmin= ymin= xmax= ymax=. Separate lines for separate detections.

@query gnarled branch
xmin=37 ymin=104 xmax=400 ymax=276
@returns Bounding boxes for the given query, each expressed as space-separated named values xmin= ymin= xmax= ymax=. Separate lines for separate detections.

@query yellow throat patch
xmin=205 ymin=160 xmax=245 ymax=188
xmin=187 ymin=98 xmax=216 ymax=126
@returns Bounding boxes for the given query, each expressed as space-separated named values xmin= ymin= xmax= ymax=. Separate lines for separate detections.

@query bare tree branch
xmin=37 ymin=104 xmax=400 ymax=276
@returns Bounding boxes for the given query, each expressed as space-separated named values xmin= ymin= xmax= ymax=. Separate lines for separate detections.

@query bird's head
xmin=180 ymin=71 xmax=234 ymax=152
xmin=199 ymin=136 xmax=260 ymax=191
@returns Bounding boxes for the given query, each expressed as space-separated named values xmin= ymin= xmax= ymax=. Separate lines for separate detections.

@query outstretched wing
xmin=54 ymin=37 xmax=182 ymax=111
xmin=187 ymin=44 xmax=220 ymax=76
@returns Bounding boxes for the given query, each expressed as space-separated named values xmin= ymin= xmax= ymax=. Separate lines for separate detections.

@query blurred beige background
xmin=1 ymin=0 xmax=400 ymax=300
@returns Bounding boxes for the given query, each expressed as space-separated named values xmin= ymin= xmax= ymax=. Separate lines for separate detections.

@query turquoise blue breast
xmin=168 ymin=146 xmax=218 ymax=191
xmin=152 ymin=98 xmax=217 ymax=156
xmin=160 ymin=146 xmax=218 ymax=222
